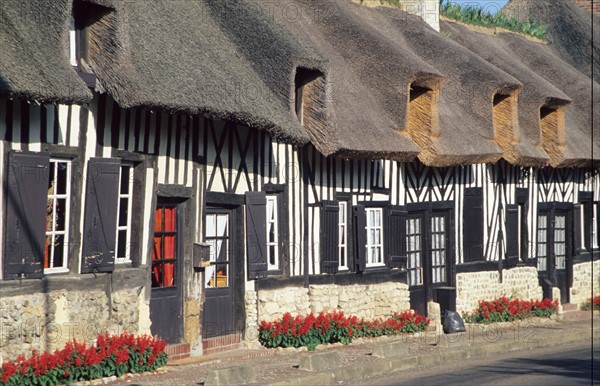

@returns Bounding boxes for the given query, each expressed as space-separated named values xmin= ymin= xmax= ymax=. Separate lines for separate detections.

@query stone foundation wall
xmin=0 ymin=272 xmax=150 ymax=361
xmin=250 ymin=282 xmax=410 ymax=333
xmin=570 ymin=260 xmax=600 ymax=307
xmin=456 ymin=267 xmax=542 ymax=313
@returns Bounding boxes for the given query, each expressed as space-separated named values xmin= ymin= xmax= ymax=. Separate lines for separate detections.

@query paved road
xmin=347 ymin=342 xmax=599 ymax=386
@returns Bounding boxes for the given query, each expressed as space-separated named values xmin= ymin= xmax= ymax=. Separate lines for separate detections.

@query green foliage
xmin=439 ymin=0 xmax=547 ymax=39
xmin=580 ymin=296 xmax=600 ymax=311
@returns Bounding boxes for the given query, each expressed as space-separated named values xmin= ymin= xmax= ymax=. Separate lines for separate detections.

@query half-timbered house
xmin=0 ymin=0 xmax=597 ymax=360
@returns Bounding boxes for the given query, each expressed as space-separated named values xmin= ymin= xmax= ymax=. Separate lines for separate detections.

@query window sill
xmin=366 ymin=263 xmax=386 ymax=269
xmin=44 ymin=267 xmax=70 ymax=275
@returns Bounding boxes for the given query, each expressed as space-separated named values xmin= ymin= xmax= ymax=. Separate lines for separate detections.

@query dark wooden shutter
xmin=386 ymin=205 xmax=407 ymax=269
xmin=81 ymin=158 xmax=120 ymax=273
xmin=246 ymin=191 xmax=267 ymax=279
xmin=4 ymin=151 xmax=50 ymax=280
xmin=505 ymin=204 xmax=519 ymax=268
xmin=573 ymin=203 xmax=582 ymax=254
xmin=320 ymin=201 xmax=339 ymax=274
xmin=353 ymin=205 xmax=366 ymax=273
xmin=463 ymin=188 xmax=484 ymax=262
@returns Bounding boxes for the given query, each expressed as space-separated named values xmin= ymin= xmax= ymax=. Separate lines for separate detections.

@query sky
xmin=444 ymin=0 xmax=510 ymax=14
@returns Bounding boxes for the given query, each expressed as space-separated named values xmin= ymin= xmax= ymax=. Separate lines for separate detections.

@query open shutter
xmin=81 ymin=158 xmax=120 ymax=274
xmin=246 ymin=192 xmax=267 ymax=279
xmin=463 ymin=188 xmax=484 ymax=262
xmin=573 ymin=203 xmax=582 ymax=254
xmin=386 ymin=205 xmax=407 ymax=269
xmin=320 ymin=201 xmax=339 ymax=274
xmin=353 ymin=205 xmax=366 ymax=273
xmin=505 ymin=204 xmax=519 ymax=268
xmin=4 ymin=151 xmax=49 ymax=280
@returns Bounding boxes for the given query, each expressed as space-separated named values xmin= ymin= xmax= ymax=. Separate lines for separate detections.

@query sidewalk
xmin=109 ymin=313 xmax=599 ymax=386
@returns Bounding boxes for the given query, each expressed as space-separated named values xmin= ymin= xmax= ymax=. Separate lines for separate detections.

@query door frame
xmin=537 ymin=202 xmax=573 ymax=303
xmin=203 ymin=192 xmax=246 ymax=340
xmin=406 ymin=201 xmax=455 ymax=315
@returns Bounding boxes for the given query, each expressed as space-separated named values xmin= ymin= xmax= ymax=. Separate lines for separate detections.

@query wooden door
xmin=203 ymin=207 xmax=236 ymax=339
xmin=407 ymin=209 xmax=451 ymax=316
xmin=537 ymin=207 xmax=572 ymax=304
xmin=150 ymin=201 xmax=183 ymax=344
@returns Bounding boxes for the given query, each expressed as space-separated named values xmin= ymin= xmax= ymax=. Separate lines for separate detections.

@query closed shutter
xmin=505 ymin=204 xmax=519 ymax=267
xmin=463 ymin=188 xmax=484 ymax=262
xmin=4 ymin=151 xmax=50 ymax=280
xmin=320 ymin=201 xmax=339 ymax=274
xmin=353 ymin=205 xmax=366 ymax=273
xmin=573 ymin=203 xmax=582 ymax=254
xmin=386 ymin=205 xmax=407 ymax=269
xmin=81 ymin=158 xmax=121 ymax=273
xmin=246 ymin=192 xmax=267 ymax=279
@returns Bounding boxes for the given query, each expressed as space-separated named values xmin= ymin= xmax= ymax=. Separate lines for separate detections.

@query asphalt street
xmin=349 ymin=342 xmax=599 ymax=386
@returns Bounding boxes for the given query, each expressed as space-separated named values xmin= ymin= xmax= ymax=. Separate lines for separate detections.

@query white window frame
xmin=115 ymin=164 xmax=134 ymax=264
xmin=338 ymin=201 xmax=348 ymax=270
xmin=365 ymin=207 xmax=384 ymax=267
xmin=69 ymin=19 xmax=77 ymax=66
xmin=266 ymin=195 xmax=279 ymax=271
xmin=593 ymin=204 xmax=598 ymax=249
xmin=45 ymin=159 xmax=72 ymax=273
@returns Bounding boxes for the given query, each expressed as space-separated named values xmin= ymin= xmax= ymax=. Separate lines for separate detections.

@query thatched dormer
xmin=540 ymin=103 xmax=568 ymax=167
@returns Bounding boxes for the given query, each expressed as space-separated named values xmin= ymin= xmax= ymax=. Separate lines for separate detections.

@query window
xmin=266 ymin=195 xmax=279 ymax=270
xmin=554 ymin=214 xmax=567 ymax=270
xmin=205 ymin=213 xmax=230 ymax=288
xmin=430 ymin=215 xmax=447 ymax=283
xmin=406 ymin=217 xmax=423 ymax=286
xmin=594 ymin=203 xmax=599 ymax=249
xmin=365 ymin=208 xmax=384 ymax=267
xmin=115 ymin=164 xmax=134 ymax=264
xmin=537 ymin=214 xmax=548 ymax=271
xmin=45 ymin=159 xmax=72 ymax=272
xmin=338 ymin=202 xmax=348 ymax=270
xmin=152 ymin=206 xmax=177 ymax=288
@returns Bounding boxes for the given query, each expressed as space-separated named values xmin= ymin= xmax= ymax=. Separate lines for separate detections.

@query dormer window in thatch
xmin=406 ymin=83 xmax=440 ymax=151
xmin=71 ymin=1 xmax=112 ymax=72
xmin=492 ymin=92 xmax=518 ymax=155
xmin=540 ymin=105 xmax=566 ymax=165
xmin=295 ymin=68 xmax=326 ymax=126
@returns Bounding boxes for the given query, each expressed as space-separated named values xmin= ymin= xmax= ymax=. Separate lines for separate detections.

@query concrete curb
xmin=261 ymin=328 xmax=598 ymax=386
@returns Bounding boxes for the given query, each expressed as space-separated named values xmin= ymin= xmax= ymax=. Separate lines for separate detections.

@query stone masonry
xmin=456 ymin=267 xmax=542 ymax=314
xmin=570 ymin=260 xmax=600 ymax=308
xmin=249 ymin=282 xmax=410 ymax=338
xmin=0 ymin=287 xmax=149 ymax=361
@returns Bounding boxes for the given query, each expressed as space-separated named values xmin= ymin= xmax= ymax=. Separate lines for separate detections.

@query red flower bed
xmin=581 ymin=295 xmax=600 ymax=311
xmin=462 ymin=296 xmax=559 ymax=323
xmin=258 ymin=310 xmax=429 ymax=350
xmin=0 ymin=332 xmax=167 ymax=386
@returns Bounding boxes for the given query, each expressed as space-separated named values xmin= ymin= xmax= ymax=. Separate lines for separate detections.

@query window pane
xmin=46 ymin=200 xmax=54 ymax=231
xmin=117 ymin=230 xmax=127 ymax=259
xmin=154 ymin=208 xmax=163 ymax=232
xmin=217 ymin=214 xmax=228 ymax=237
xmin=53 ymin=235 xmax=65 ymax=268
xmin=164 ymin=208 xmax=176 ymax=232
xmin=120 ymin=166 xmax=131 ymax=194
xmin=55 ymin=199 xmax=67 ymax=231
xmin=152 ymin=263 xmax=162 ymax=287
xmin=48 ymin=163 xmax=55 ymax=191
xmin=164 ymin=262 xmax=175 ymax=287
xmin=206 ymin=214 xmax=216 ymax=238
xmin=118 ymin=198 xmax=129 ymax=227
xmin=152 ymin=237 xmax=162 ymax=260
xmin=164 ymin=236 xmax=176 ymax=259
xmin=56 ymin=163 xmax=68 ymax=195
xmin=269 ymin=245 xmax=276 ymax=265
xmin=44 ymin=236 xmax=52 ymax=268
xmin=216 ymin=264 xmax=228 ymax=288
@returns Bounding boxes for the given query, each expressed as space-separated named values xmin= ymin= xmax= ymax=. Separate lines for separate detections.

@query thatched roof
xmin=0 ymin=0 xmax=92 ymax=104
xmin=442 ymin=19 xmax=599 ymax=167
xmin=0 ymin=0 xmax=596 ymax=167
xmin=503 ymin=0 xmax=600 ymax=83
